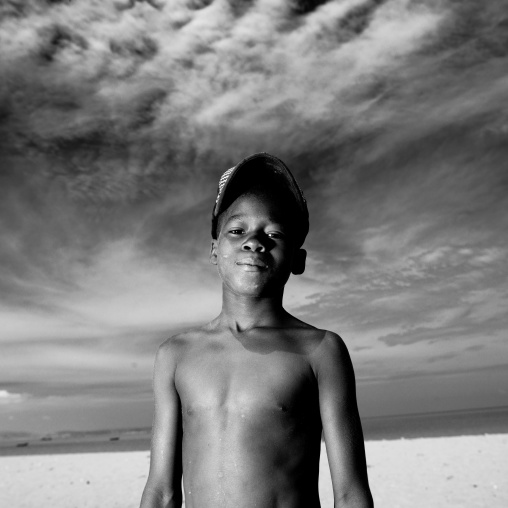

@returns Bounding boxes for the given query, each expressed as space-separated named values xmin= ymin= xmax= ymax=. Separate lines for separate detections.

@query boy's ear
xmin=291 ymin=248 xmax=306 ymax=275
xmin=210 ymin=239 xmax=218 ymax=265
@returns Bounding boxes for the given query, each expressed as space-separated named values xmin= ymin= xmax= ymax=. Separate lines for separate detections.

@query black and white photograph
xmin=1 ymin=1 xmax=507 ymax=507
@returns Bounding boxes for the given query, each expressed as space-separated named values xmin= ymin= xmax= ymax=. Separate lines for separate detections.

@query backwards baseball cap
xmin=211 ymin=152 xmax=309 ymax=246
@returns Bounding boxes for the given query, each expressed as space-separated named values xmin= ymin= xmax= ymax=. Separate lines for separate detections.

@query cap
xmin=211 ymin=152 xmax=309 ymax=246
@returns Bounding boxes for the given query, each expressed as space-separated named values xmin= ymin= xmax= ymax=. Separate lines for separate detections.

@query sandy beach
xmin=1 ymin=434 xmax=507 ymax=508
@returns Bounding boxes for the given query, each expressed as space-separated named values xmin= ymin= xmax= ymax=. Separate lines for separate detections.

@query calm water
xmin=362 ymin=406 xmax=508 ymax=440
xmin=1 ymin=406 xmax=507 ymax=456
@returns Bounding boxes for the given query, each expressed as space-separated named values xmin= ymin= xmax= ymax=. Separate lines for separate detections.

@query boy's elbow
xmin=334 ymin=485 xmax=374 ymax=508
xmin=140 ymin=483 xmax=183 ymax=508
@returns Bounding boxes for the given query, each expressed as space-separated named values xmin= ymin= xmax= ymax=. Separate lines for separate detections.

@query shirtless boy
xmin=140 ymin=153 xmax=373 ymax=508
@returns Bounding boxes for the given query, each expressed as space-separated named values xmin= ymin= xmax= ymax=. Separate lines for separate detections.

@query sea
xmin=1 ymin=406 xmax=507 ymax=456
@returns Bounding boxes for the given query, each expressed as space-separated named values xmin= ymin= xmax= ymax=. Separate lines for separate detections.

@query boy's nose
xmin=241 ymin=235 xmax=266 ymax=252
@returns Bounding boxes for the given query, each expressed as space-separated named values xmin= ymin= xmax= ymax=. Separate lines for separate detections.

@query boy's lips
xmin=236 ymin=257 xmax=268 ymax=269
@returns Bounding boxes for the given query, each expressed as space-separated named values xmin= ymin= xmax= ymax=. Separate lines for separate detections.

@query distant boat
xmin=16 ymin=442 xmax=29 ymax=447
xmin=109 ymin=436 xmax=120 ymax=441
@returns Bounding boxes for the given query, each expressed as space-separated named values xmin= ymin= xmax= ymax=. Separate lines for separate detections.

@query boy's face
xmin=210 ymin=189 xmax=306 ymax=298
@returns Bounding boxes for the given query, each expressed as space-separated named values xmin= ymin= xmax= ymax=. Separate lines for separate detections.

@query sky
xmin=0 ymin=0 xmax=507 ymax=435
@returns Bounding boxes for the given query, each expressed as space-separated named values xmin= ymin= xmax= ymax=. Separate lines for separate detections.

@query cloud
xmin=0 ymin=0 xmax=453 ymax=340
xmin=0 ymin=236 xmax=221 ymax=343
xmin=0 ymin=1 xmax=448 ymax=192
xmin=0 ymin=389 xmax=28 ymax=405
xmin=1 ymin=0 xmax=508 ymax=427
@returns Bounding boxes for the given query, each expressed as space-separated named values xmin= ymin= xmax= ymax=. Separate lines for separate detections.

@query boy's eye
xmin=228 ymin=229 xmax=244 ymax=235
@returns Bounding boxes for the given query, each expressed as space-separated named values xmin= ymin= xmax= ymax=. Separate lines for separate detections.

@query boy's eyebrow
xmin=225 ymin=214 xmax=245 ymax=223
xmin=225 ymin=214 xmax=286 ymax=226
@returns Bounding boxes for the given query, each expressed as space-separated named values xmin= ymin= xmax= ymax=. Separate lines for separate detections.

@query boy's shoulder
xmin=152 ymin=325 xmax=212 ymax=376
xmin=304 ymin=327 xmax=351 ymax=361
xmin=156 ymin=321 xmax=226 ymax=358
xmin=305 ymin=328 xmax=356 ymax=388
xmin=286 ymin=316 xmax=349 ymax=352
xmin=314 ymin=328 xmax=349 ymax=353
xmin=158 ymin=324 xmax=211 ymax=352
xmin=281 ymin=319 xmax=353 ymax=375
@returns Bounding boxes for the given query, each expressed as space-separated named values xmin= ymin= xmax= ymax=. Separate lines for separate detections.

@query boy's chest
xmin=175 ymin=344 xmax=317 ymax=417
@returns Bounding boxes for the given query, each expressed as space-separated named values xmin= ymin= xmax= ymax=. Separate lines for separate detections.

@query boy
xmin=140 ymin=153 xmax=373 ymax=508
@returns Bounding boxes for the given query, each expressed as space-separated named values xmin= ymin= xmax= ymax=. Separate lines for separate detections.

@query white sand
xmin=1 ymin=434 xmax=507 ymax=508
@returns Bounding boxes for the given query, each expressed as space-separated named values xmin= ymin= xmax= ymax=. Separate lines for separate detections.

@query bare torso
xmin=140 ymin=175 xmax=373 ymax=508
xmin=173 ymin=323 xmax=326 ymax=508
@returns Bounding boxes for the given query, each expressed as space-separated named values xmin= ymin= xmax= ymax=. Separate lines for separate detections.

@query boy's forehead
xmin=221 ymin=191 xmax=295 ymax=225
xmin=229 ymin=189 xmax=288 ymax=216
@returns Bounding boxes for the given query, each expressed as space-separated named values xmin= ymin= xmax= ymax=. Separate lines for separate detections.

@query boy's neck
xmin=219 ymin=286 xmax=289 ymax=332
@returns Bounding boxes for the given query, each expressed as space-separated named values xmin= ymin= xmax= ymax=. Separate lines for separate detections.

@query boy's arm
xmin=140 ymin=341 xmax=183 ymax=508
xmin=313 ymin=331 xmax=374 ymax=508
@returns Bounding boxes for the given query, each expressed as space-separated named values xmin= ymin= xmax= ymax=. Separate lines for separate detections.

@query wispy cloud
xmin=1 ymin=0 xmax=508 ymax=429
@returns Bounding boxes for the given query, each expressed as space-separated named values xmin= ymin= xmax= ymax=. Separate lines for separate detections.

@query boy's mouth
xmin=236 ymin=257 xmax=268 ymax=269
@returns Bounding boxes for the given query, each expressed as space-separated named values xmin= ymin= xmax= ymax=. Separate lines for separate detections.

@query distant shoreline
xmin=2 ymin=406 xmax=507 ymax=457
xmin=361 ymin=405 xmax=508 ymax=440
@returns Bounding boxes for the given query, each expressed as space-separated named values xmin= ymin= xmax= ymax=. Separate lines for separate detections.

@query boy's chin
xmin=224 ymin=280 xmax=286 ymax=298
